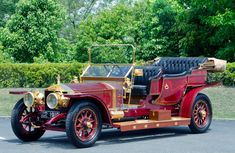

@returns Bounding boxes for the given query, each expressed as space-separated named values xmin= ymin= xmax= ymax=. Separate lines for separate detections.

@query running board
xmin=113 ymin=117 xmax=191 ymax=132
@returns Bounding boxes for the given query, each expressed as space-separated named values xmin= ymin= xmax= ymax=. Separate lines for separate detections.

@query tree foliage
xmin=0 ymin=0 xmax=71 ymax=63
xmin=0 ymin=0 xmax=234 ymax=63
xmin=74 ymin=0 xmax=235 ymax=62
xmin=75 ymin=0 xmax=182 ymax=62
xmin=176 ymin=0 xmax=235 ymax=62
xmin=59 ymin=0 xmax=117 ymax=42
xmin=0 ymin=0 xmax=19 ymax=27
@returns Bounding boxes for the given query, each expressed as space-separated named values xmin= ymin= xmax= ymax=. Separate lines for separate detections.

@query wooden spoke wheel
xmin=11 ymin=99 xmax=45 ymax=141
xmin=189 ymin=93 xmax=212 ymax=133
xmin=74 ymin=108 xmax=98 ymax=142
xmin=66 ymin=101 xmax=102 ymax=148
xmin=193 ymin=101 xmax=209 ymax=128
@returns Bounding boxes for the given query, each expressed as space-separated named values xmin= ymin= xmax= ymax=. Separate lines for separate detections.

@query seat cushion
xmin=152 ymin=57 xmax=208 ymax=74
xmin=134 ymin=66 xmax=162 ymax=86
xmin=132 ymin=66 xmax=162 ymax=96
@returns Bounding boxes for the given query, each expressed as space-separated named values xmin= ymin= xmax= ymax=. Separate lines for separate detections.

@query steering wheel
xmin=107 ymin=65 xmax=124 ymax=77
xmin=103 ymin=64 xmax=111 ymax=73
xmin=112 ymin=65 xmax=124 ymax=76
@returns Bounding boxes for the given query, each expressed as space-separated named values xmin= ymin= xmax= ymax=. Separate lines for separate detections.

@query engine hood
xmin=45 ymin=82 xmax=121 ymax=94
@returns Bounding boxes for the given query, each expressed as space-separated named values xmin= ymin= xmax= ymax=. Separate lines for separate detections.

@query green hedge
xmin=0 ymin=62 xmax=234 ymax=88
xmin=223 ymin=63 xmax=235 ymax=86
xmin=0 ymin=63 xmax=85 ymax=88
xmin=208 ymin=62 xmax=235 ymax=86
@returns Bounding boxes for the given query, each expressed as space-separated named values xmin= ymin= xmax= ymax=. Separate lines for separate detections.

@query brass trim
xmin=46 ymin=84 xmax=65 ymax=92
xmin=46 ymin=92 xmax=70 ymax=109
xmin=128 ymin=63 xmax=135 ymax=106
xmin=24 ymin=92 xmax=45 ymax=107
xmin=110 ymin=110 xmax=124 ymax=119
xmin=125 ymin=65 xmax=134 ymax=77
xmin=80 ymin=65 xmax=91 ymax=82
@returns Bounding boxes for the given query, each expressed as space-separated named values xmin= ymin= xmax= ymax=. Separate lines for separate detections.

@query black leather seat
xmin=152 ymin=57 xmax=208 ymax=76
xmin=132 ymin=66 xmax=162 ymax=96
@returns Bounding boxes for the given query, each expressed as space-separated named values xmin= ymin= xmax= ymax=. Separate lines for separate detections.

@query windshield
xmin=83 ymin=64 xmax=132 ymax=77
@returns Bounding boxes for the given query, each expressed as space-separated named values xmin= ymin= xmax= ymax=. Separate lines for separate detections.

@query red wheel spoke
xmin=77 ymin=129 xmax=83 ymax=136
xmin=76 ymin=123 xmax=82 ymax=128
xmin=90 ymin=127 xmax=95 ymax=130
xmin=85 ymin=111 xmax=89 ymax=118
xmin=82 ymin=130 xmax=87 ymax=137
xmin=89 ymin=120 xmax=96 ymax=123
xmin=74 ymin=108 xmax=98 ymax=142
xmin=88 ymin=113 xmax=92 ymax=118
xmin=77 ymin=118 xmax=83 ymax=123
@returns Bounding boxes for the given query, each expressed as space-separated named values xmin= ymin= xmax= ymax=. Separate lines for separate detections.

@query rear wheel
xmin=189 ymin=93 xmax=212 ymax=133
xmin=66 ymin=101 xmax=102 ymax=148
xmin=11 ymin=99 xmax=45 ymax=141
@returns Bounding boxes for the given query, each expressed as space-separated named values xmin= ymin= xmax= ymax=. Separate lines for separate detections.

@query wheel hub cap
xmin=199 ymin=110 xmax=206 ymax=118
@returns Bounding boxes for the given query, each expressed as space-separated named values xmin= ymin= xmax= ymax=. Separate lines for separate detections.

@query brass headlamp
xmin=46 ymin=92 xmax=70 ymax=109
xmin=23 ymin=92 xmax=44 ymax=107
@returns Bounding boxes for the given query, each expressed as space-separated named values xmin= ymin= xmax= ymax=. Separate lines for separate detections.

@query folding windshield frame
xmin=81 ymin=44 xmax=136 ymax=79
xmin=81 ymin=64 xmax=134 ymax=78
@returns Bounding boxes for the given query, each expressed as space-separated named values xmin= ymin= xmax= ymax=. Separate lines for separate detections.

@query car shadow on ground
xmin=5 ymin=126 xmax=193 ymax=149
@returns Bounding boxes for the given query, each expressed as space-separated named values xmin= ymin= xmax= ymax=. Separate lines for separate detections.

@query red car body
xmin=10 ymin=44 xmax=226 ymax=148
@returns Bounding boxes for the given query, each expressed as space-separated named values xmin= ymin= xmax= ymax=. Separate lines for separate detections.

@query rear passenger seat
xmin=131 ymin=57 xmax=208 ymax=96
xmin=152 ymin=57 xmax=208 ymax=77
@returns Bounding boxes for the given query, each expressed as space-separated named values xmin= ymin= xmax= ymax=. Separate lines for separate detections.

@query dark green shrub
xmin=208 ymin=62 xmax=235 ymax=86
xmin=0 ymin=63 xmax=85 ymax=88
xmin=223 ymin=63 xmax=235 ymax=86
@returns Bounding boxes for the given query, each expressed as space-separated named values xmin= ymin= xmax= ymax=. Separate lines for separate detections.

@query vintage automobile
xmin=10 ymin=44 xmax=226 ymax=148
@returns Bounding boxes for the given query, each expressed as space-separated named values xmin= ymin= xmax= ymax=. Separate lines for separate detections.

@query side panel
xmin=64 ymin=83 xmax=123 ymax=109
xmin=149 ymin=78 xmax=163 ymax=95
xmin=155 ymin=76 xmax=188 ymax=105
xmin=188 ymin=69 xmax=207 ymax=86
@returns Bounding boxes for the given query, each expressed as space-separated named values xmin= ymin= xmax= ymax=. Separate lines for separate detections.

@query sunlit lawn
xmin=202 ymin=86 xmax=235 ymax=119
xmin=0 ymin=86 xmax=234 ymax=119
xmin=0 ymin=88 xmax=44 ymax=116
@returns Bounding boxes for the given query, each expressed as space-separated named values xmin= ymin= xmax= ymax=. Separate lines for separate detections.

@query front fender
xmin=179 ymin=83 xmax=220 ymax=118
xmin=64 ymin=93 xmax=112 ymax=125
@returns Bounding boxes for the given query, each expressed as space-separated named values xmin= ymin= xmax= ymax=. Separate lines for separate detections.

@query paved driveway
xmin=0 ymin=118 xmax=234 ymax=153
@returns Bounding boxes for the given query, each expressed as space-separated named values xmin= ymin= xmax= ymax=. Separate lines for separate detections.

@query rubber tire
xmin=189 ymin=93 xmax=212 ymax=133
xmin=66 ymin=101 xmax=102 ymax=148
xmin=11 ymin=99 xmax=45 ymax=141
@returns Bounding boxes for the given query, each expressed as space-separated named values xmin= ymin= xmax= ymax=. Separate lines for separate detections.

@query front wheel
xmin=11 ymin=99 xmax=45 ymax=141
xmin=66 ymin=101 xmax=102 ymax=148
xmin=189 ymin=93 xmax=212 ymax=133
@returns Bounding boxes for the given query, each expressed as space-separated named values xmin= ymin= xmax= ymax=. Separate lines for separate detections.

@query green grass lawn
xmin=0 ymin=88 xmax=44 ymax=116
xmin=202 ymin=86 xmax=235 ymax=119
xmin=0 ymin=87 xmax=234 ymax=119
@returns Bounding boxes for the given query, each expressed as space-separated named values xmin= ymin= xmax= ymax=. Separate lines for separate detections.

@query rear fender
xmin=65 ymin=94 xmax=112 ymax=125
xmin=180 ymin=83 xmax=220 ymax=118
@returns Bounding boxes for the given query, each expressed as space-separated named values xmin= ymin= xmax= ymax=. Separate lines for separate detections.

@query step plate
xmin=113 ymin=117 xmax=191 ymax=132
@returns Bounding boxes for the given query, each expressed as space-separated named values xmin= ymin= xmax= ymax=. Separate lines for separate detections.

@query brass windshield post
xmin=88 ymin=48 xmax=92 ymax=64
